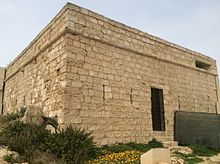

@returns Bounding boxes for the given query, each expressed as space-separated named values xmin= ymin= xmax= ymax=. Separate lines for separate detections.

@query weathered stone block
xmin=105 ymin=92 xmax=112 ymax=99
xmin=141 ymin=148 xmax=171 ymax=164
xmin=0 ymin=102 xmax=2 ymax=114
xmin=21 ymin=105 xmax=44 ymax=125
xmin=0 ymin=67 xmax=5 ymax=79
xmin=104 ymin=86 xmax=111 ymax=92
xmin=0 ymin=67 xmax=5 ymax=89
xmin=0 ymin=79 xmax=3 ymax=90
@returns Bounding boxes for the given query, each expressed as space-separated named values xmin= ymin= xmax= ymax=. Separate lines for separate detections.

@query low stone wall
xmin=0 ymin=67 xmax=5 ymax=114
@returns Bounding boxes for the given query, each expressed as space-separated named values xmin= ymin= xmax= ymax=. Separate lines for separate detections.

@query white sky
xmin=0 ymin=0 xmax=220 ymax=74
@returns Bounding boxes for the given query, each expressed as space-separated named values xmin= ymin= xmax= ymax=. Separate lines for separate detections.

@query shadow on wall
xmin=0 ymin=67 xmax=6 ymax=114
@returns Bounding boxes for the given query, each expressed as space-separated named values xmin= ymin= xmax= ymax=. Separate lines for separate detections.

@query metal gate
xmin=174 ymin=111 xmax=220 ymax=148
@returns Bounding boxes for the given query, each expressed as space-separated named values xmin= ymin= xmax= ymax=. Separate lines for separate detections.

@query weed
xmin=175 ymin=152 xmax=204 ymax=164
xmin=190 ymin=145 xmax=219 ymax=157
xmin=148 ymin=138 xmax=164 ymax=148
xmin=3 ymin=154 xmax=19 ymax=163
xmin=43 ymin=126 xmax=96 ymax=163
xmin=3 ymin=107 xmax=26 ymax=122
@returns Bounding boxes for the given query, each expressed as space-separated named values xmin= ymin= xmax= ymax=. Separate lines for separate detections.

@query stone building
xmin=0 ymin=3 xmax=219 ymax=145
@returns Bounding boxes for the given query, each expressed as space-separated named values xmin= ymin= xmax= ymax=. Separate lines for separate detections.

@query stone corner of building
xmin=0 ymin=67 xmax=5 ymax=78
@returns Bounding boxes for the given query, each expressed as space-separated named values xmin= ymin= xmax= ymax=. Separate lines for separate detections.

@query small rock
xmin=171 ymin=146 xmax=193 ymax=155
xmin=21 ymin=105 xmax=44 ymax=125
xmin=45 ymin=125 xmax=56 ymax=134
xmin=177 ymin=159 xmax=184 ymax=164
xmin=171 ymin=156 xmax=184 ymax=164
xmin=7 ymin=151 xmax=19 ymax=159
xmin=0 ymin=147 xmax=20 ymax=164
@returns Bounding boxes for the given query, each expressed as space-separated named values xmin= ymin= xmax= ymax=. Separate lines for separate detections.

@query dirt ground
xmin=200 ymin=153 xmax=220 ymax=164
xmin=1 ymin=145 xmax=220 ymax=163
xmin=0 ymin=148 xmax=8 ymax=164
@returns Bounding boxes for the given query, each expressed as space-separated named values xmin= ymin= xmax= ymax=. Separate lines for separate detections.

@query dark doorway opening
xmin=151 ymin=88 xmax=165 ymax=131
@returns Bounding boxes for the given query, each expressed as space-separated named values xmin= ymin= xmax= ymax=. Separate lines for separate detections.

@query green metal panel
xmin=175 ymin=111 xmax=220 ymax=148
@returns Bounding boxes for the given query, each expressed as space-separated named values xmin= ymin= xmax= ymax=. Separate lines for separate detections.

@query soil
xmin=0 ymin=148 xmax=8 ymax=164
xmin=200 ymin=153 xmax=220 ymax=164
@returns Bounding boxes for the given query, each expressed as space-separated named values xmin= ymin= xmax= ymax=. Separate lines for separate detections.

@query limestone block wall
xmin=0 ymin=67 xmax=5 ymax=114
xmin=3 ymin=5 xmax=70 ymax=124
xmin=2 ymin=3 xmax=219 ymax=145
xmin=66 ymin=4 xmax=217 ymax=75
xmin=62 ymin=3 xmax=219 ymax=145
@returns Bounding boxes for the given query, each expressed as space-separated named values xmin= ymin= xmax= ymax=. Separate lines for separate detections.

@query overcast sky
xmin=0 ymin=0 xmax=220 ymax=73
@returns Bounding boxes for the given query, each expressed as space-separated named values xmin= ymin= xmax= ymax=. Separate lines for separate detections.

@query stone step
xmin=153 ymin=136 xmax=173 ymax=142
xmin=170 ymin=146 xmax=193 ymax=154
xmin=151 ymin=132 xmax=173 ymax=142
xmin=162 ymin=141 xmax=178 ymax=148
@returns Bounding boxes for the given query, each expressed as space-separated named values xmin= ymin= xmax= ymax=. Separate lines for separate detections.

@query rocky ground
xmin=171 ymin=146 xmax=191 ymax=164
xmin=0 ymin=148 xmax=8 ymax=164
xmin=200 ymin=154 xmax=220 ymax=164
xmin=1 ymin=146 xmax=220 ymax=163
xmin=171 ymin=146 xmax=220 ymax=164
xmin=0 ymin=147 xmax=202 ymax=164
xmin=171 ymin=151 xmax=220 ymax=164
xmin=171 ymin=155 xmax=184 ymax=164
xmin=0 ymin=146 xmax=183 ymax=164
xmin=0 ymin=106 xmax=219 ymax=164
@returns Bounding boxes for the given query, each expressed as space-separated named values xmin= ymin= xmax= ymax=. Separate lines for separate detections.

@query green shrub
xmin=0 ymin=108 xmax=97 ymax=163
xmin=0 ymin=122 xmax=50 ymax=162
xmin=43 ymin=126 xmax=96 ymax=163
xmin=148 ymin=138 xmax=163 ymax=148
xmin=0 ymin=122 xmax=96 ymax=163
xmin=3 ymin=107 xmax=26 ymax=122
xmin=127 ymin=142 xmax=152 ymax=152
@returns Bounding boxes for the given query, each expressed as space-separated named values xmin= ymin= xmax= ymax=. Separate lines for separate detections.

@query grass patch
xmin=175 ymin=144 xmax=220 ymax=164
xmin=2 ymin=107 xmax=26 ymax=122
xmin=189 ymin=145 xmax=219 ymax=157
xmin=0 ymin=108 xmax=26 ymax=130
xmin=148 ymin=138 xmax=164 ymax=148
xmin=175 ymin=152 xmax=204 ymax=164
xmin=97 ymin=138 xmax=163 ymax=156
xmin=87 ymin=138 xmax=164 ymax=163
